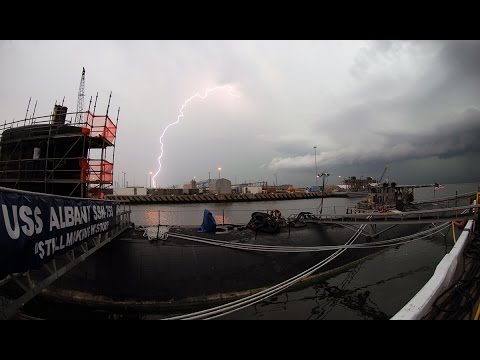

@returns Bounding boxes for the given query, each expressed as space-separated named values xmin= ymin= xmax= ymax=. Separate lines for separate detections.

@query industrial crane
xmin=74 ymin=67 xmax=85 ymax=124
xmin=378 ymin=165 xmax=388 ymax=183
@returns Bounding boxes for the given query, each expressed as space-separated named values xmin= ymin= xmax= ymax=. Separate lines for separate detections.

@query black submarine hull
xmin=42 ymin=221 xmax=426 ymax=311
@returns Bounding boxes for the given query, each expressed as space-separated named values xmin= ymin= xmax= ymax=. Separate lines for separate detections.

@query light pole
xmin=149 ymin=172 xmax=153 ymax=188
xmin=274 ymin=173 xmax=278 ymax=187
xmin=122 ymin=171 xmax=126 ymax=188
xmin=319 ymin=172 xmax=329 ymax=214
xmin=321 ymin=172 xmax=329 ymax=194
xmin=218 ymin=167 xmax=222 ymax=179
xmin=314 ymin=146 xmax=318 ymax=186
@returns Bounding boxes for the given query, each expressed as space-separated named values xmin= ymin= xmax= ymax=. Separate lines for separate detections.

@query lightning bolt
xmin=152 ymin=85 xmax=239 ymax=188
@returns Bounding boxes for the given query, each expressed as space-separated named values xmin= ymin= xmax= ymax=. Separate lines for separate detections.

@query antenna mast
xmin=75 ymin=67 xmax=86 ymax=124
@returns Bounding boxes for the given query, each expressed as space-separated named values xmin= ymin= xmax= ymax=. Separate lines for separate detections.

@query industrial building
xmin=210 ymin=178 xmax=232 ymax=194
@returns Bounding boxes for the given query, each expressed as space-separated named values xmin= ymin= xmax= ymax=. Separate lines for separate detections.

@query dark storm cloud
xmin=267 ymin=40 xmax=480 ymax=183
xmin=377 ymin=107 xmax=480 ymax=160
xmin=439 ymin=40 xmax=480 ymax=82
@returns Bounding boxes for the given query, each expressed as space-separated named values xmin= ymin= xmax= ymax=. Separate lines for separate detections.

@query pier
xmin=106 ymin=191 xmax=342 ymax=204
xmin=316 ymin=204 xmax=479 ymax=225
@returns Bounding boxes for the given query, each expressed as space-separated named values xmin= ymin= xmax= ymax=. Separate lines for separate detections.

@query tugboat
xmin=355 ymin=182 xmax=416 ymax=212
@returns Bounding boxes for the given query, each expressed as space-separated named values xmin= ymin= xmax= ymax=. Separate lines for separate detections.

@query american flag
xmin=434 ymin=184 xmax=445 ymax=191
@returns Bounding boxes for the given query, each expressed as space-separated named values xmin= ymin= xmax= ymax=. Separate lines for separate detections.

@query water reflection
xmin=219 ymin=233 xmax=456 ymax=320
xmin=130 ymin=198 xmax=360 ymax=227
xmin=131 ymin=182 xmax=478 ymax=228
xmin=145 ymin=210 xmax=158 ymax=225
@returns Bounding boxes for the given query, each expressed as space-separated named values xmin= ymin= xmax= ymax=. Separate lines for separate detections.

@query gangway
xmin=412 ymin=191 xmax=477 ymax=205
xmin=316 ymin=204 xmax=479 ymax=225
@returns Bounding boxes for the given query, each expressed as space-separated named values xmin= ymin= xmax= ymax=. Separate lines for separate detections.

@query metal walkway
xmin=412 ymin=191 xmax=477 ymax=205
xmin=316 ymin=204 xmax=479 ymax=225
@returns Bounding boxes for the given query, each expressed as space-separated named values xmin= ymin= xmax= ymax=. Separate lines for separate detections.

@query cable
xmin=167 ymin=222 xmax=451 ymax=253
xmin=163 ymin=224 xmax=368 ymax=320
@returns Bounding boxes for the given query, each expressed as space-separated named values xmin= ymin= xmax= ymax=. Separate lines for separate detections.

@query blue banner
xmin=0 ymin=191 xmax=121 ymax=275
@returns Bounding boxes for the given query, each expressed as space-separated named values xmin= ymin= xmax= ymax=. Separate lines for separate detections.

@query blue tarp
xmin=198 ymin=209 xmax=217 ymax=233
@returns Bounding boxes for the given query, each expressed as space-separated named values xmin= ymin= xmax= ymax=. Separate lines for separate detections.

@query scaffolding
xmin=0 ymin=98 xmax=119 ymax=199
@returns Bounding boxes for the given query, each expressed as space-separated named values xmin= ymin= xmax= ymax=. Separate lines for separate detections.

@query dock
xmin=106 ymin=191 xmax=348 ymax=204
xmin=316 ymin=204 xmax=479 ymax=225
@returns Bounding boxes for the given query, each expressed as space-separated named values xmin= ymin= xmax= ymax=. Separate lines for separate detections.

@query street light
xmin=149 ymin=171 xmax=153 ymax=188
xmin=122 ymin=171 xmax=126 ymax=188
xmin=218 ymin=167 xmax=222 ymax=179
xmin=318 ymin=172 xmax=329 ymax=214
xmin=320 ymin=172 xmax=330 ymax=191
xmin=274 ymin=173 xmax=278 ymax=187
xmin=314 ymin=146 xmax=318 ymax=186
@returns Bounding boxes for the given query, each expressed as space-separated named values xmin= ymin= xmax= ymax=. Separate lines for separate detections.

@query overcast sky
xmin=1 ymin=40 xmax=479 ymax=188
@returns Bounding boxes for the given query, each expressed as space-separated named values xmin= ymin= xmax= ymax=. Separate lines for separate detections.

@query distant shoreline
xmin=107 ymin=191 xmax=353 ymax=204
